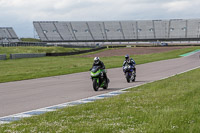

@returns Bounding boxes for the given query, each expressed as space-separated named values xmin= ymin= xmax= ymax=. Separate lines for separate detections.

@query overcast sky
xmin=1 ymin=0 xmax=200 ymax=38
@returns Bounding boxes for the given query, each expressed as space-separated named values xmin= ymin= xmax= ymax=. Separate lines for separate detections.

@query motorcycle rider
xmin=91 ymin=57 xmax=109 ymax=83
xmin=123 ymin=54 xmax=136 ymax=76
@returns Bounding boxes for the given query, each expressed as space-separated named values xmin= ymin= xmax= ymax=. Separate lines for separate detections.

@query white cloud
xmin=162 ymin=1 xmax=191 ymax=12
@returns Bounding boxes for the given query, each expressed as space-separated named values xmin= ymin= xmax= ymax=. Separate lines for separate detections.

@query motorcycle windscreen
xmin=91 ymin=66 xmax=100 ymax=73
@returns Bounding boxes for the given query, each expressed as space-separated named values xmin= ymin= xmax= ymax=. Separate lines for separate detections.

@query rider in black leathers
xmin=123 ymin=55 xmax=136 ymax=76
xmin=91 ymin=57 xmax=109 ymax=83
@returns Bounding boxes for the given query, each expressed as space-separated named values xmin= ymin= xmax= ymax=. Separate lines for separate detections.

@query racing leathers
xmin=123 ymin=58 xmax=136 ymax=75
xmin=91 ymin=60 xmax=109 ymax=83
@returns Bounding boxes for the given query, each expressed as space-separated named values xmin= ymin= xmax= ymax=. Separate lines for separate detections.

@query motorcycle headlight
xmin=91 ymin=72 xmax=100 ymax=77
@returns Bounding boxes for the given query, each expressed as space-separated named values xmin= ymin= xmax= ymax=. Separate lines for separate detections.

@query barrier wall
xmin=46 ymin=47 xmax=106 ymax=56
xmin=10 ymin=53 xmax=46 ymax=59
xmin=0 ymin=54 xmax=6 ymax=60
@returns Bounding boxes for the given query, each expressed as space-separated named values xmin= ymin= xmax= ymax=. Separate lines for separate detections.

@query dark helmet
xmin=94 ymin=57 xmax=100 ymax=64
xmin=125 ymin=54 xmax=129 ymax=60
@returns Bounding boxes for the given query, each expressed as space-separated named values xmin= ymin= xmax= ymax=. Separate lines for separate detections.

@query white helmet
xmin=94 ymin=57 xmax=100 ymax=64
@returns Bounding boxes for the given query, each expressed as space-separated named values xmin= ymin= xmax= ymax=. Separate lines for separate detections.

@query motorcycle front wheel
xmin=93 ymin=79 xmax=99 ymax=91
xmin=125 ymin=72 xmax=130 ymax=83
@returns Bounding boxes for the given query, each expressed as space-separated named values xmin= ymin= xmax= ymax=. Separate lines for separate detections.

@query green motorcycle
xmin=90 ymin=66 xmax=109 ymax=91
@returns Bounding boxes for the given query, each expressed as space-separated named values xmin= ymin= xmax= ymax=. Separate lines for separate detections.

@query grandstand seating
xmin=71 ymin=22 xmax=93 ymax=41
xmin=120 ymin=21 xmax=137 ymax=40
xmin=169 ymin=19 xmax=187 ymax=38
xmin=104 ymin=21 xmax=124 ymax=40
xmin=33 ymin=19 xmax=200 ymax=42
xmin=137 ymin=20 xmax=154 ymax=39
xmin=187 ymin=19 xmax=200 ymax=38
xmin=0 ymin=27 xmax=20 ymax=43
xmin=87 ymin=21 xmax=105 ymax=40
xmin=153 ymin=20 xmax=169 ymax=39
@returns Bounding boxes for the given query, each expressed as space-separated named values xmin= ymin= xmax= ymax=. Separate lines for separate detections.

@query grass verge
xmin=0 ymin=46 xmax=90 ymax=58
xmin=0 ymin=68 xmax=199 ymax=132
xmin=20 ymin=38 xmax=41 ymax=42
xmin=0 ymin=46 xmax=200 ymax=83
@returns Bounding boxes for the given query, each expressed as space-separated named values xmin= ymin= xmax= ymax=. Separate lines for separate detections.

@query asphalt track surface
xmin=0 ymin=52 xmax=200 ymax=117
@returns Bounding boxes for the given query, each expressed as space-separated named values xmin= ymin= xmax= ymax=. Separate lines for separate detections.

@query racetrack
xmin=0 ymin=52 xmax=200 ymax=117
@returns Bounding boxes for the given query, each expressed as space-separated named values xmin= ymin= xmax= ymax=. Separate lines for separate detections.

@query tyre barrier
xmin=10 ymin=53 xmax=46 ymax=59
xmin=0 ymin=54 xmax=6 ymax=60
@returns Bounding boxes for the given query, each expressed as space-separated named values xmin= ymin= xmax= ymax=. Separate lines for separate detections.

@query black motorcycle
xmin=123 ymin=64 xmax=136 ymax=83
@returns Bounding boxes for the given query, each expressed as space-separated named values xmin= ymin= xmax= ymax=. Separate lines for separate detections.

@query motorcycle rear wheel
xmin=132 ymin=76 xmax=136 ymax=82
xmin=103 ymin=80 xmax=108 ymax=89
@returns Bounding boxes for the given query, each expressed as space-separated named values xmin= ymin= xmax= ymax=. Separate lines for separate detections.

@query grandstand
xmin=33 ymin=19 xmax=200 ymax=43
xmin=0 ymin=27 xmax=47 ymax=47
xmin=0 ymin=27 xmax=20 ymax=43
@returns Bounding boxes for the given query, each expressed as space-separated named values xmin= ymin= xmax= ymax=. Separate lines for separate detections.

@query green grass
xmin=20 ymin=38 xmax=41 ymax=42
xmin=0 ymin=46 xmax=199 ymax=83
xmin=0 ymin=46 xmax=90 ymax=58
xmin=1 ymin=67 xmax=199 ymax=132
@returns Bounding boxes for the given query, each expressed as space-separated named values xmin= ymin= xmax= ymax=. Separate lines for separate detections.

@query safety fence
xmin=10 ymin=53 xmax=46 ymax=59
xmin=0 ymin=42 xmax=47 ymax=47
xmin=0 ymin=54 xmax=6 ymax=60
